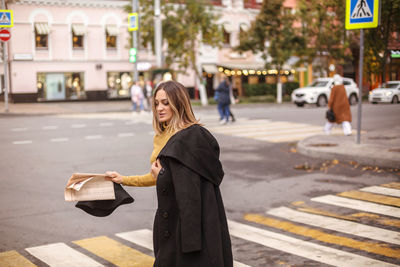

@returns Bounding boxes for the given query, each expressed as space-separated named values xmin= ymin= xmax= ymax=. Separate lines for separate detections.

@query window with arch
xmin=35 ymin=23 xmax=49 ymax=49
xmin=106 ymin=25 xmax=118 ymax=49
xmin=72 ymin=24 xmax=85 ymax=49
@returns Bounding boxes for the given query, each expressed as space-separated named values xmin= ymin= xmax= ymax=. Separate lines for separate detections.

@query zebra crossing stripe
xmin=312 ymin=195 xmax=400 ymax=218
xmin=234 ymin=126 xmax=322 ymax=137
xmin=245 ymin=213 xmax=400 ymax=259
xmin=228 ymin=220 xmax=397 ymax=267
xmin=360 ymin=186 xmax=400 ymax=198
xmin=209 ymin=121 xmax=307 ymax=133
xmin=255 ymin=132 xmax=321 ymax=142
xmin=0 ymin=250 xmax=37 ymax=267
xmin=381 ymin=183 xmax=400 ymax=190
xmin=291 ymin=201 xmax=400 ymax=229
xmin=116 ymin=229 xmax=153 ymax=250
xmin=116 ymin=229 xmax=251 ymax=267
xmin=73 ymin=236 xmax=154 ymax=267
xmin=25 ymin=242 xmax=103 ymax=267
xmin=267 ymin=206 xmax=400 ymax=245
xmin=338 ymin=190 xmax=400 ymax=207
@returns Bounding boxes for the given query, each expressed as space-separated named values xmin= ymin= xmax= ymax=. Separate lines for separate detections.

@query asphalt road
xmin=0 ymin=102 xmax=399 ymax=267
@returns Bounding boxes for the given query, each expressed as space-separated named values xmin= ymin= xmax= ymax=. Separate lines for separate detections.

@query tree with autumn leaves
xmin=238 ymin=0 xmax=399 ymax=91
xmin=125 ymin=0 xmax=222 ymax=104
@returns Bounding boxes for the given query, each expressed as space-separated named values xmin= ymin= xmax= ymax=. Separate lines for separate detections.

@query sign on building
xmin=345 ymin=0 xmax=380 ymax=30
xmin=128 ymin=13 xmax=138 ymax=31
xmin=0 ymin=10 xmax=13 ymax=28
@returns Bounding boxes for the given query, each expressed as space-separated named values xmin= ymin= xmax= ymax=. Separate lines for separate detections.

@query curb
xmin=297 ymin=135 xmax=400 ymax=169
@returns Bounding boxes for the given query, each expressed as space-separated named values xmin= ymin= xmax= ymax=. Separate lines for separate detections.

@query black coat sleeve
xmin=169 ymin=158 xmax=202 ymax=253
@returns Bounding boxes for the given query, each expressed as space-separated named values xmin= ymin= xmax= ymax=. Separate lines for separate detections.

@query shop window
xmin=106 ymin=25 xmax=118 ymax=49
xmin=37 ymin=73 xmax=46 ymax=99
xmin=107 ymin=72 xmax=133 ymax=98
xmin=72 ymin=24 xmax=85 ymax=49
xmin=65 ymin=73 xmax=85 ymax=99
xmin=35 ymin=23 xmax=49 ymax=49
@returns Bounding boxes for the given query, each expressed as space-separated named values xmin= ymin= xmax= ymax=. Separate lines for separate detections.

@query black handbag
xmin=326 ymin=109 xmax=335 ymax=122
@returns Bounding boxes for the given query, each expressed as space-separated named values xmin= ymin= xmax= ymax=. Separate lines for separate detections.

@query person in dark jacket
xmin=216 ymin=75 xmax=232 ymax=124
xmin=106 ymin=80 xmax=233 ymax=267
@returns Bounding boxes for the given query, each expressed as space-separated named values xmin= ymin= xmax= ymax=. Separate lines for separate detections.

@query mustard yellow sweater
xmin=122 ymin=130 xmax=175 ymax=187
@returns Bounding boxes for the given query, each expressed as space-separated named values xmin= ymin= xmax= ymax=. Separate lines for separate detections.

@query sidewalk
xmin=297 ymin=129 xmax=400 ymax=169
xmin=1 ymin=101 xmax=399 ymax=169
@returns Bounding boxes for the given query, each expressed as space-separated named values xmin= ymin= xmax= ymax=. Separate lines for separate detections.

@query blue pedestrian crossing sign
xmin=0 ymin=10 xmax=13 ymax=28
xmin=128 ymin=13 xmax=138 ymax=31
xmin=346 ymin=0 xmax=379 ymax=29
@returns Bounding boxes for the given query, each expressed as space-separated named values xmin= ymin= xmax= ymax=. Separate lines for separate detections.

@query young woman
xmin=106 ymin=81 xmax=233 ymax=267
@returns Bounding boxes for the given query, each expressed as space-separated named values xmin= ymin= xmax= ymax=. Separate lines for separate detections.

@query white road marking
xmin=84 ymin=135 xmax=103 ymax=140
xmin=267 ymin=206 xmax=400 ymax=245
xmin=228 ymin=220 xmax=397 ymax=267
xmin=312 ymin=195 xmax=400 ymax=218
xmin=99 ymin=122 xmax=113 ymax=127
xmin=117 ymin=229 xmax=251 ymax=267
xmin=13 ymin=140 xmax=32 ymax=145
xmin=26 ymin=242 xmax=103 ymax=267
xmin=360 ymin=186 xmax=400 ymax=198
xmin=42 ymin=126 xmax=58 ymax=130
xmin=11 ymin=127 xmax=27 ymax=132
xmin=71 ymin=124 xmax=86 ymax=128
xmin=117 ymin=133 xmax=135 ymax=138
xmin=50 ymin=138 xmax=69 ymax=142
xmin=116 ymin=229 xmax=153 ymax=250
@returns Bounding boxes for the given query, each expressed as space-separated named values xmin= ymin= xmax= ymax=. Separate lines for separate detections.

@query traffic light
xmin=129 ymin=48 xmax=137 ymax=63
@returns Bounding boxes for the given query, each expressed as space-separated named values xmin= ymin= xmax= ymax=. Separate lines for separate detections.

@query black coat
xmin=153 ymin=124 xmax=233 ymax=267
xmin=216 ymin=81 xmax=231 ymax=105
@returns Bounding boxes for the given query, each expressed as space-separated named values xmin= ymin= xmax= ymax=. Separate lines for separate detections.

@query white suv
xmin=291 ymin=77 xmax=359 ymax=107
xmin=368 ymin=81 xmax=400 ymax=104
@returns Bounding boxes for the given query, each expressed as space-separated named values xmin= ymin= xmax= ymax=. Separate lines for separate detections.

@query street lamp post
xmin=154 ymin=0 xmax=162 ymax=68
xmin=132 ymin=0 xmax=138 ymax=82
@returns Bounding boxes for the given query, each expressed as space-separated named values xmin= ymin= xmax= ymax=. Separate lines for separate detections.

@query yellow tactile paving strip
xmin=0 ymin=250 xmax=37 ymax=267
xmin=244 ymin=214 xmax=400 ymax=259
xmin=73 ymin=236 xmax=154 ymax=267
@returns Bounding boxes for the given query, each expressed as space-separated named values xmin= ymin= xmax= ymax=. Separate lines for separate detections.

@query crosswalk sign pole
xmin=356 ymin=30 xmax=364 ymax=144
xmin=346 ymin=0 xmax=380 ymax=144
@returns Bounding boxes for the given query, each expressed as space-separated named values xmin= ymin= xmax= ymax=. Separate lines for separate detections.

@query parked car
xmin=368 ymin=81 xmax=400 ymax=104
xmin=291 ymin=77 xmax=359 ymax=107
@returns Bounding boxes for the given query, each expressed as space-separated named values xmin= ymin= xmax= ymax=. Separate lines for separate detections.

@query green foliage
xmin=243 ymin=82 xmax=299 ymax=97
xmin=129 ymin=0 xmax=222 ymax=76
xmin=364 ymin=0 xmax=400 ymax=83
xmin=237 ymin=0 xmax=300 ymax=71
xmin=296 ymin=0 xmax=352 ymax=74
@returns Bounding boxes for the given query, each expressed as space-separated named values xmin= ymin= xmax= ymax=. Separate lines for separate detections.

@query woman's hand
xmin=105 ymin=171 xmax=123 ymax=184
xmin=151 ymin=159 xmax=162 ymax=179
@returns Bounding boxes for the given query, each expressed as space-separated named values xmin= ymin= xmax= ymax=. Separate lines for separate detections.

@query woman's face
xmin=155 ymin=89 xmax=173 ymax=123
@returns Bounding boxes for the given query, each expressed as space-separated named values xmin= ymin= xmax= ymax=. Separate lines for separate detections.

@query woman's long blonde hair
xmin=152 ymin=81 xmax=199 ymax=135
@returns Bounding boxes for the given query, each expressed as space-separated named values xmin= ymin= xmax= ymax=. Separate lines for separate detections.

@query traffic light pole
xmin=132 ymin=0 xmax=138 ymax=82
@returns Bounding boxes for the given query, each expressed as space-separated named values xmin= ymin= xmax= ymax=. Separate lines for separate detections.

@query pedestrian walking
xmin=216 ymin=75 xmax=233 ymax=124
xmin=324 ymin=74 xmax=352 ymax=135
xmin=106 ymin=80 xmax=233 ymax=267
xmin=130 ymin=81 xmax=145 ymax=113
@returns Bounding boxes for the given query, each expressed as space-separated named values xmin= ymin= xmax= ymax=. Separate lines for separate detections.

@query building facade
xmin=0 ymin=0 xmax=267 ymax=102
